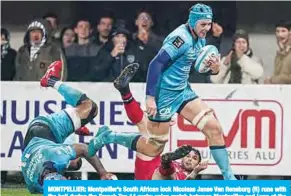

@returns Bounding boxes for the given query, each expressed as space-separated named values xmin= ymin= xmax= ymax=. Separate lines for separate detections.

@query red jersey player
xmin=135 ymin=144 xmax=208 ymax=180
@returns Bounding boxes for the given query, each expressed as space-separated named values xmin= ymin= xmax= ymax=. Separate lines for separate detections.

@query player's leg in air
xmin=113 ymin=63 xmax=147 ymax=133
xmin=114 ymin=62 xmax=171 ymax=152
xmin=21 ymin=61 xmax=115 ymax=193
xmin=42 ymin=61 xmax=98 ymax=170
xmin=88 ymin=63 xmax=167 ymax=158
xmin=24 ymin=61 xmax=94 ymax=143
xmin=113 ymin=63 xmax=164 ymax=179
xmin=24 ymin=59 xmax=97 ymax=152
xmin=24 ymin=60 xmax=97 ymax=171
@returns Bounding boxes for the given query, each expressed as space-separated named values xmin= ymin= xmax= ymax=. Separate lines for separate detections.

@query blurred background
xmin=2 ymin=1 xmax=291 ymax=81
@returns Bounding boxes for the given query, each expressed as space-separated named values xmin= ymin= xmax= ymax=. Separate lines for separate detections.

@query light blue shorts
xmin=148 ymin=85 xmax=198 ymax=122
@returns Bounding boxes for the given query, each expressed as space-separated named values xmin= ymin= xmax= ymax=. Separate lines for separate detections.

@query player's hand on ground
xmin=194 ymin=160 xmax=208 ymax=174
xmin=100 ymin=173 xmax=118 ymax=180
xmin=146 ymin=95 xmax=157 ymax=118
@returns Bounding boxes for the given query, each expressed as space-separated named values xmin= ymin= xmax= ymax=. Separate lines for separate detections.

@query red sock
xmin=122 ymin=93 xmax=143 ymax=124
xmin=158 ymin=162 xmax=175 ymax=176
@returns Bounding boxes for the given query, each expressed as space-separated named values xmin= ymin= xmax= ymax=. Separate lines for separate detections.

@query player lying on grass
xmin=89 ymin=63 xmax=208 ymax=180
xmin=21 ymin=61 xmax=115 ymax=194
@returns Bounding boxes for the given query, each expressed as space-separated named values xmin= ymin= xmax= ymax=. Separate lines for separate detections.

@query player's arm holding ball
xmin=146 ymin=35 xmax=189 ymax=117
xmin=207 ymin=53 xmax=220 ymax=74
xmin=195 ymin=45 xmax=220 ymax=75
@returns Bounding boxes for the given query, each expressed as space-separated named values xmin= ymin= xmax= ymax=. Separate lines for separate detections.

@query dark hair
xmin=59 ymin=26 xmax=76 ymax=42
xmin=276 ymin=20 xmax=291 ymax=30
xmin=98 ymin=11 xmax=115 ymax=24
xmin=232 ymin=29 xmax=249 ymax=46
xmin=110 ymin=20 xmax=131 ymax=41
xmin=228 ymin=48 xmax=254 ymax=84
xmin=191 ymin=147 xmax=202 ymax=163
xmin=1 ymin=28 xmax=10 ymax=40
xmin=43 ymin=12 xmax=58 ymax=24
xmin=74 ymin=18 xmax=91 ymax=28
xmin=136 ymin=8 xmax=153 ymax=19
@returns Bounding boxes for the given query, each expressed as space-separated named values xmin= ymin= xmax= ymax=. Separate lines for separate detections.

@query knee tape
xmin=146 ymin=130 xmax=169 ymax=147
xmin=65 ymin=108 xmax=82 ymax=131
xmin=192 ymin=108 xmax=214 ymax=130
xmin=81 ymin=101 xmax=98 ymax=126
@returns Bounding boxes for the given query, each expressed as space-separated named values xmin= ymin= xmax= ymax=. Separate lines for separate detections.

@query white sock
xmin=53 ymin=81 xmax=63 ymax=90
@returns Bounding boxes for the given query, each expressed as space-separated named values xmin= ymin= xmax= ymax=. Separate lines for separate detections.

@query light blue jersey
xmin=29 ymin=110 xmax=74 ymax=144
xmin=149 ymin=25 xmax=205 ymax=121
xmin=159 ymin=24 xmax=206 ymax=91
xmin=21 ymin=137 xmax=76 ymax=193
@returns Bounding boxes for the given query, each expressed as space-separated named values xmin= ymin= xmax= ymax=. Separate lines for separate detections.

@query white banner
xmin=1 ymin=82 xmax=291 ymax=176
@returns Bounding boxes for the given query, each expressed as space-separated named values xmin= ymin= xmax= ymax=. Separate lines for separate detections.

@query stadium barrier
xmin=1 ymin=82 xmax=291 ymax=177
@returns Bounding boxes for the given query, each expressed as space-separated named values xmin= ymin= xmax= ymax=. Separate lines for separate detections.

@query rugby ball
xmin=194 ymin=45 xmax=219 ymax=73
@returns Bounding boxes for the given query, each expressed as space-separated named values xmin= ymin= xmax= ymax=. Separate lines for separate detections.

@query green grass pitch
xmin=1 ymin=188 xmax=41 ymax=196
